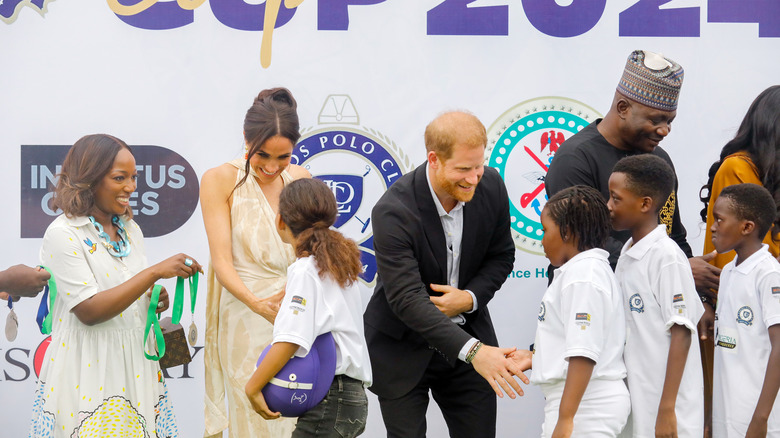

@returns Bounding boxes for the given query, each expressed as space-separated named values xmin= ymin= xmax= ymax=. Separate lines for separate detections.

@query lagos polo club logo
xmin=486 ymin=97 xmax=602 ymax=255
xmin=20 ymin=145 xmax=199 ymax=238
xmin=292 ymin=95 xmax=412 ymax=286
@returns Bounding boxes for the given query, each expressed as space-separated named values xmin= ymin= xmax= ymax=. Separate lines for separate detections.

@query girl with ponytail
xmin=246 ymin=178 xmax=372 ymax=438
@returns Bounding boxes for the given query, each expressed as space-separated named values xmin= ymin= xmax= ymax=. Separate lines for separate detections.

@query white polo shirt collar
xmin=621 ymin=224 xmax=667 ymax=260
xmin=733 ymin=244 xmax=771 ymax=275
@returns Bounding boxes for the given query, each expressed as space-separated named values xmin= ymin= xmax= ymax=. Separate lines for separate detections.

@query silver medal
xmin=5 ymin=309 xmax=18 ymax=342
xmin=188 ymin=321 xmax=198 ymax=346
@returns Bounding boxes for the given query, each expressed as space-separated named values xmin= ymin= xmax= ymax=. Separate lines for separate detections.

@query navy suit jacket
xmin=364 ymin=163 xmax=515 ymax=399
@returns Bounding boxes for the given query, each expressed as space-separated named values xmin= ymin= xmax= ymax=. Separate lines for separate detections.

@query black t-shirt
xmin=545 ymin=119 xmax=693 ymax=272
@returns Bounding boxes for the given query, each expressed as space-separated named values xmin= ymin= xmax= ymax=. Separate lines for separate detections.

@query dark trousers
xmin=293 ymin=375 xmax=368 ymax=438
xmin=377 ymin=352 xmax=497 ymax=438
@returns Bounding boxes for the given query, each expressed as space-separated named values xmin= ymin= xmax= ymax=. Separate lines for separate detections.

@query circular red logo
xmin=33 ymin=336 xmax=51 ymax=378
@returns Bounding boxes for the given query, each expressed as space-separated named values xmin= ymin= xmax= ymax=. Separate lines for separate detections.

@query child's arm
xmin=655 ymin=323 xmax=691 ymax=438
xmin=244 ymin=342 xmax=299 ymax=419
xmin=553 ymin=356 xmax=595 ymax=438
xmin=745 ymin=324 xmax=780 ymax=438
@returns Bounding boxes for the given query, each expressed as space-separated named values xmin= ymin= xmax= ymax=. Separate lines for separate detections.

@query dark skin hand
xmin=0 ymin=265 xmax=51 ymax=298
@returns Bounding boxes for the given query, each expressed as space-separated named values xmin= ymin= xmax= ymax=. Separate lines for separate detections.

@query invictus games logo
xmin=20 ymin=145 xmax=199 ymax=238
xmin=487 ymin=97 xmax=602 ymax=255
xmin=538 ymin=302 xmax=546 ymax=322
xmin=292 ymin=95 xmax=412 ymax=286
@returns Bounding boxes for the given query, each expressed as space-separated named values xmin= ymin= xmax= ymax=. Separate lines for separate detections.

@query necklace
xmin=88 ymin=215 xmax=131 ymax=258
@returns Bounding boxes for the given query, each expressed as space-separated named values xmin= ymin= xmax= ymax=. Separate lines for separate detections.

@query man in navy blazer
xmin=364 ymin=111 xmax=526 ymax=438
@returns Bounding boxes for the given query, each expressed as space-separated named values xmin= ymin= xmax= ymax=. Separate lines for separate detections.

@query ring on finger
xmin=157 ymin=301 xmax=165 ymax=309
xmin=184 ymin=258 xmax=193 ymax=267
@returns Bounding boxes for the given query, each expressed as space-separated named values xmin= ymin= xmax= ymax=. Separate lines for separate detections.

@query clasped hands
xmin=429 ymin=283 xmax=533 ymax=399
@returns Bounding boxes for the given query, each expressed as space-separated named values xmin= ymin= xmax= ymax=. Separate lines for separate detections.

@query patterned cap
xmin=616 ymin=50 xmax=684 ymax=111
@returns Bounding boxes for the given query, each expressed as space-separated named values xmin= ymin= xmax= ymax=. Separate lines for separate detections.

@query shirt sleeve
xmin=272 ymin=267 xmax=321 ymax=356
xmin=561 ymin=281 xmax=608 ymax=363
xmin=39 ymin=223 xmax=100 ymax=312
xmin=656 ymin=261 xmax=703 ymax=333
xmin=758 ymin=270 xmax=780 ymax=328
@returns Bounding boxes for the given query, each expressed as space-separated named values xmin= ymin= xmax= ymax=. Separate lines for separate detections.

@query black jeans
xmin=293 ymin=375 xmax=368 ymax=438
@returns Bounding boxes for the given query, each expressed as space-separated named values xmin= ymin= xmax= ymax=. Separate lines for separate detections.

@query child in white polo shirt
xmin=608 ymin=154 xmax=704 ymax=438
xmin=522 ymin=185 xmax=629 ymax=437
xmin=245 ymin=178 xmax=372 ymax=437
xmin=710 ymin=183 xmax=780 ymax=437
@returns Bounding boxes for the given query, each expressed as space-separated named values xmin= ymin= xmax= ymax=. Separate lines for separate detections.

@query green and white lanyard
xmin=172 ymin=273 xmax=199 ymax=346
xmin=143 ymin=273 xmax=199 ymax=361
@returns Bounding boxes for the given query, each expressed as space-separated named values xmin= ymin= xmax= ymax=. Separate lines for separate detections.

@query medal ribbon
xmin=36 ymin=266 xmax=56 ymax=335
xmin=143 ymin=284 xmax=166 ymax=361
xmin=172 ymin=272 xmax=199 ymax=325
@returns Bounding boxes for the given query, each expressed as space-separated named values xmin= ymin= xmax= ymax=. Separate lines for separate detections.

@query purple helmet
xmin=257 ymin=332 xmax=337 ymax=417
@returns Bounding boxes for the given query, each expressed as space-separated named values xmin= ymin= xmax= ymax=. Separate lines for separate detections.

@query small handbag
xmin=158 ymin=316 xmax=192 ymax=368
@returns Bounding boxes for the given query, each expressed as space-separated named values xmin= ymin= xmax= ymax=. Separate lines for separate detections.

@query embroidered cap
xmin=256 ymin=332 xmax=337 ymax=417
xmin=617 ymin=50 xmax=684 ymax=112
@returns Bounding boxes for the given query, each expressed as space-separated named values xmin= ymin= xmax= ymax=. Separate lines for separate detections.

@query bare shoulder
xmin=287 ymin=164 xmax=311 ymax=180
xmin=201 ymin=163 xmax=239 ymax=196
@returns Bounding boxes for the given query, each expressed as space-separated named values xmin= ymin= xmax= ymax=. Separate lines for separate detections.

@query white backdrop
xmin=1 ymin=1 xmax=778 ymax=436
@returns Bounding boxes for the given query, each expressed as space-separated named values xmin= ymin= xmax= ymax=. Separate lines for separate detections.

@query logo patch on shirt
xmin=672 ymin=293 xmax=686 ymax=314
xmin=83 ymin=238 xmax=97 ymax=254
xmin=716 ymin=333 xmax=737 ymax=349
xmin=538 ymin=302 xmax=546 ymax=322
xmin=629 ymin=293 xmax=644 ymax=313
xmin=289 ymin=295 xmax=307 ymax=315
xmin=736 ymin=306 xmax=754 ymax=326
xmin=773 ymin=287 xmax=780 ymax=295
xmin=575 ymin=313 xmax=591 ymax=330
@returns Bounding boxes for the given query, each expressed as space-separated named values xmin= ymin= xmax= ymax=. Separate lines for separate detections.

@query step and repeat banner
xmin=1 ymin=1 xmax=778 ymax=436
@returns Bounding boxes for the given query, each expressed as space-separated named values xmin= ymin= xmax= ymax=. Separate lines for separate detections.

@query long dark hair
xmin=279 ymin=179 xmax=362 ymax=287
xmin=54 ymin=134 xmax=133 ymax=218
xmin=235 ymin=87 xmax=301 ymax=191
xmin=545 ymin=185 xmax=610 ymax=251
xmin=700 ymin=85 xmax=780 ymax=221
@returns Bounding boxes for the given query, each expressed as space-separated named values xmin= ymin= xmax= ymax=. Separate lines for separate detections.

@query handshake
xmin=470 ymin=345 xmax=533 ymax=399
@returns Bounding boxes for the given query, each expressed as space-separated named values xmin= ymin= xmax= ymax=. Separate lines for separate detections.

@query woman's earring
xmin=244 ymin=144 xmax=249 ymax=160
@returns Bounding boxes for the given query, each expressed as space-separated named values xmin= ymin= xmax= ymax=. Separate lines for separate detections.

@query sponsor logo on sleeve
xmin=575 ymin=312 xmax=591 ymax=330
xmin=672 ymin=293 xmax=686 ymax=314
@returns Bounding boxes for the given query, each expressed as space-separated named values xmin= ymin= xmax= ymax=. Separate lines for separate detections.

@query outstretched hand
xmin=506 ymin=349 xmax=533 ymax=373
xmin=470 ymin=345 xmax=530 ymax=399
xmin=690 ymin=252 xmax=720 ymax=294
xmin=0 ymin=265 xmax=51 ymax=298
xmin=153 ymin=254 xmax=203 ymax=280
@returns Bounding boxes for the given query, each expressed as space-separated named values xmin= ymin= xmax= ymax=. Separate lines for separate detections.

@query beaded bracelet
xmin=465 ymin=341 xmax=483 ymax=364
